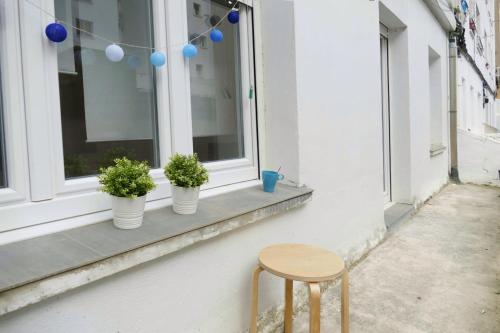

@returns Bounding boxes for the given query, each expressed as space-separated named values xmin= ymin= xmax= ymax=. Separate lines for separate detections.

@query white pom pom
xmin=105 ymin=44 xmax=125 ymax=62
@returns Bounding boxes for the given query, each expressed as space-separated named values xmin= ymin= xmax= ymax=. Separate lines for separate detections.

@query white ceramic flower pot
xmin=171 ymin=185 xmax=200 ymax=214
xmin=110 ymin=195 xmax=146 ymax=229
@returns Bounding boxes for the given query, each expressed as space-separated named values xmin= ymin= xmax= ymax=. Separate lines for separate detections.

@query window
xmin=0 ymin=73 xmax=6 ymax=188
xmin=482 ymin=32 xmax=487 ymax=58
xmin=477 ymin=33 xmax=484 ymax=56
xmin=55 ymin=0 xmax=159 ymax=178
xmin=428 ymin=47 xmax=442 ymax=146
xmin=476 ymin=5 xmax=481 ymax=33
xmin=0 ymin=0 xmax=257 ymax=232
xmin=187 ymin=0 xmax=245 ymax=162
xmin=193 ymin=2 xmax=202 ymax=17
xmin=75 ymin=18 xmax=94 ymax=38
xmin=459 ymin=78 xmax=467 ymax=129
xmin=0 ymin=0 xmax=29 ymax=209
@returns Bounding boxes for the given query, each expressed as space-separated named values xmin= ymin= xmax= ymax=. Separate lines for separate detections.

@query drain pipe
xmin=449 ymin=36 xmax=459 ymax=181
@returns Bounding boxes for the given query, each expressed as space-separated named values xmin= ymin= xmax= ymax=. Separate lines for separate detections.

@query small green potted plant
xmin=164 ymin=153 xmax=209 ymax=214
xmin=99 ymin=157 xmax=156 ymax=229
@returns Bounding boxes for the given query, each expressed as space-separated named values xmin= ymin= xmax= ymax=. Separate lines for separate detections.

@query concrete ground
xmin=292 ymin=184 xmax=500 ymax=333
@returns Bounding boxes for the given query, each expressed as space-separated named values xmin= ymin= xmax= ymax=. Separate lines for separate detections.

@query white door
xmin=380 ymin=25 xmax=391 ymax=204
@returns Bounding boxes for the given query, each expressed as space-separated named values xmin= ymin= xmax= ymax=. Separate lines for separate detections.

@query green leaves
xmin=98 ymin=157 xmax=156 ymax=198
xmin=98 ymin=154 xmax=208 ymax=196
xmin=164 ymin=153 xmax=209 ymax=188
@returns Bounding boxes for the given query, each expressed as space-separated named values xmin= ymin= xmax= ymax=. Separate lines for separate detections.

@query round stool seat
xmin=258 ymin=243 xmax=345 ymax=282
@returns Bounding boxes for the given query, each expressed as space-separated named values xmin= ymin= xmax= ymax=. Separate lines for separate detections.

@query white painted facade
xmin=458 ymin=129 xmax=500 ymax=185
xmin=455 ymin=0 xmax=498 ymax=134
xmin=0 ymin=1 xmax=455 ymax=332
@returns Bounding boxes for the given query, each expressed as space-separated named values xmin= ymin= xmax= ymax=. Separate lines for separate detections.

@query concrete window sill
xmin=430 ymin=144 xmax=447 ymax=157
xmin=0 ymin=184 xmax=312 ymax=315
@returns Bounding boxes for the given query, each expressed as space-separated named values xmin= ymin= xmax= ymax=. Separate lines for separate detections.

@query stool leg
xmin=341 ymin=270 xmax=349 ymax=333
xmin=308 ymin=283 xmax=321 ymax=333
xmin=250 ymin=266 xmax=264 ymax=333
xmin=284 ymin=279 xmax=293 ymax=333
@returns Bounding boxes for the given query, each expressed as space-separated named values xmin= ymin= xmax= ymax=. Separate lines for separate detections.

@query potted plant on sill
xmin=164 ymin=153 xmax=208 ymax=215
xmin=98 ymin=157 xmax=156 ymax=229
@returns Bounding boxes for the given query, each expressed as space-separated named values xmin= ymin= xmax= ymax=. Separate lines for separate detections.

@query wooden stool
xmin=250 ymin=244 xmax=349 ymax=333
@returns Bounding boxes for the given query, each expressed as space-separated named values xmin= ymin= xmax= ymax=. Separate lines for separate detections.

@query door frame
xmin=380 ymin=23 xmax=392 ymax=204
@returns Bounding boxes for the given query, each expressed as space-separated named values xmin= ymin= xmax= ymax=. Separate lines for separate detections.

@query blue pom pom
xmin=183 ymin=44 xmax=198 ymax=58
xmin=150 ymin=52 xmax=166 ymax=67
xmin=228 ymin=11 xmax=239 ymax=24
xmin=45 ymin=23 xmax=67 ymax=43
xmin=210 ymin=29 xmax=224 ymax=42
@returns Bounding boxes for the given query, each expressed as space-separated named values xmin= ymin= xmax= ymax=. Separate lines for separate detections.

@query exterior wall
xmin=495 ymin=0 xmax=500 ymax=123
xmin=0 ymin=1 xmax=452 ymax=332
xmin=458 ymin=56 xmax=493 ymax=132
xmin=260 ymin=0 xmax=300 ymax=184
xmin=457 ymin=57 xmax=498 ymax=133
xmin=458 ymin=129 xmax=500 ymax=185
xmin=496 ymin=99 xmax=500 ymax=127
xmin=462 ymin=0 xmax=496 ymax=89
xmin=377 ymin=0 xmax=451 ymax=203
xmin=406 ymin=0 xmax=451 ymax=202
xmin=456 ymin=0 xmax=498 ymax=133
xmin=496 ymin=0 xmax=500 ymax=83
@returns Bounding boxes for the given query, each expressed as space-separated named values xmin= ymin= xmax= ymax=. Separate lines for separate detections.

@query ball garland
xmin=45 ymin=22 xmax=67 ymax=43
xmin=228 ymin=10 xmax=239 ymax=24
xmin=105 ymin=44 xmax=125 ymax=62
xmin=150 ymin=52 xmax=166 ymax=67
xmin=210 ymin=29 xmax=223 ymax=42
xmin=41 ymin=2 xmax=242 ymax=64
xmin=183 ymin=44 xmax=198 ymax=58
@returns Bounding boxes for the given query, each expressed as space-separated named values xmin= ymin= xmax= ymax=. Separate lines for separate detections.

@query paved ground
xmin=293 ymin=184 xmax=500 ymax=333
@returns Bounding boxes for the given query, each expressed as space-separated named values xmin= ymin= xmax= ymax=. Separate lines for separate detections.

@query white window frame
xmin=0 ymin=0 xmax=29 ymax=206
xmin=0 ymin=0 xmax=258 ymax=232
xmin=167 ymin=1 xmax=258 ymax=188
xmin=48 ymin=0 xmax=173 ymax=198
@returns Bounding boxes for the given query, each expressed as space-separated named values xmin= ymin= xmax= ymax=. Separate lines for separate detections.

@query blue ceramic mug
xmin=262 ymin=170 xmax=284 ymax=193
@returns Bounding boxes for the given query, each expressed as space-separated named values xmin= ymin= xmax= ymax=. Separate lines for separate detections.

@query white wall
xmin=260 ymin=0 xmax=300 ymax=182
xmin=455 ymin=0 xmax=497 ymax=134
xmin=380 ymin=0 xmax=450 ymax=203
xmin=496 ymin=99 xmax=500 ymax=128
xmin=460 ymin=0 xmax=496 ymax=89
xmin=0 ymin=0 xmax=452 ymax=332
xmin=457 ymin=56 xmax=492 ymax=133
xmin=458 ymin=129 xmax=500 ymax=185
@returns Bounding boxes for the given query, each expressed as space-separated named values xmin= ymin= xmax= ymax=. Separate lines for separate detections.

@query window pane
xmin=0 ymin=68 xmax=6 ymax=188
xmin=187 ymin=0 xmax=245 ymax=162
xmin=55 ymin=0 xmax=159 ymax=178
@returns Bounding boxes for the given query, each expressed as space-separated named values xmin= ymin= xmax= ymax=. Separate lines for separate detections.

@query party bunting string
xmin=25 ymin=0 xmax=241 ymax=65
